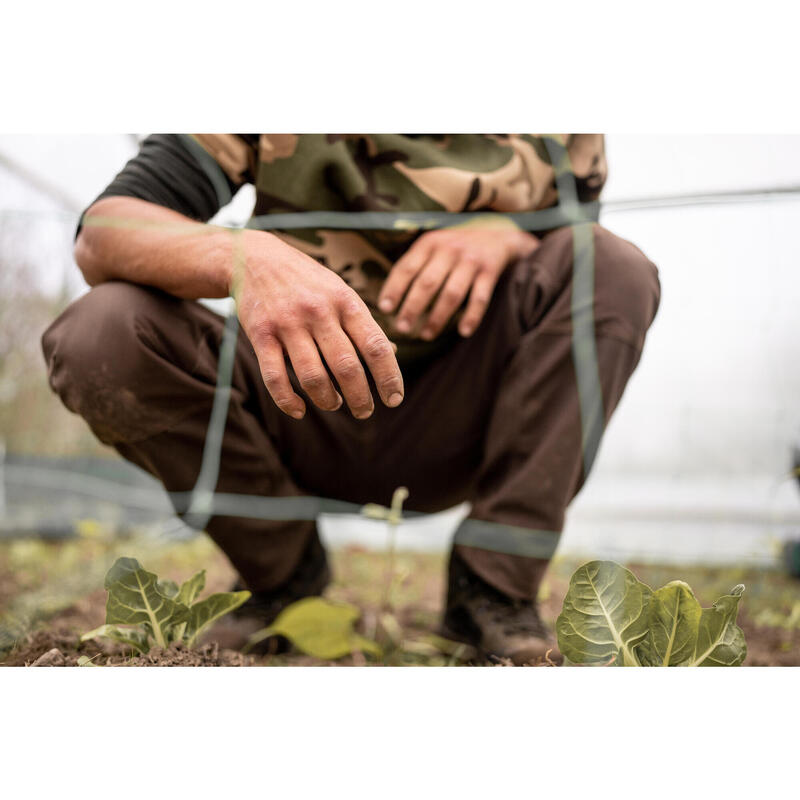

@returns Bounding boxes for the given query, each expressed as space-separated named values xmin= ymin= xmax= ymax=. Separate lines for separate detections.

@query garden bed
xmin=1 ymin=535 xmax=798 ymax=666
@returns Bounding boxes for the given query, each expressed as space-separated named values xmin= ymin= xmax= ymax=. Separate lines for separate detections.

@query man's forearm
xmin=75 ymin=195 xmax=272 ymax=299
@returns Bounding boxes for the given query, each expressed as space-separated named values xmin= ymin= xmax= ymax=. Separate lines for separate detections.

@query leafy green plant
xmin=81 ymin=556 xmax=250 ymax=654
xmin=556 ymin=560 xmax=747 ymax=666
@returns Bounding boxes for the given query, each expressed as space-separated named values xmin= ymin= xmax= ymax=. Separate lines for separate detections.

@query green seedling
xmin=81 ymin=557 xmax=250 ymax=654
xmin=362 ymin=486 xmax=410 ymax=613
xmin=557 ymin=560 xmax=747 ymax=666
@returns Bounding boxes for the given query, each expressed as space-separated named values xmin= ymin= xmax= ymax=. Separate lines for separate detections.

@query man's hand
xmin=234 ymin=233 xmax=404 ymax=420
xmin=377 ymin=223 xmax=540 ymax=341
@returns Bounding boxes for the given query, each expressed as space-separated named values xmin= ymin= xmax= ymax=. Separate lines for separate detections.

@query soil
xmin=738 ymin=616 xmax=800 ymax=666
xmin=3 ymin=619 xmax=557 ymax=667
xmin=5 ymin=629 xmax=254 ymax=667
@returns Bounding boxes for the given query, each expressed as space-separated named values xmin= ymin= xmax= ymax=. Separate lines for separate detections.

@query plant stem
xmin=380 ymin=487 xmax=408 ymax=613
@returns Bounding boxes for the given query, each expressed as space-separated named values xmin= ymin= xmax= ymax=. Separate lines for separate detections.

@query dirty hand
xmin=377 ymin=224 xmax=540 ymax=340
xmin=233 ymin=232 xmax=404 ymax=420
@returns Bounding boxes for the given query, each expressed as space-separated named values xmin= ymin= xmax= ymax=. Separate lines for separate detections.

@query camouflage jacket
xmin=98 ymin=134 xmax=607 ymax=360
xmin=191 ymin=133 xmax=607 ymax=358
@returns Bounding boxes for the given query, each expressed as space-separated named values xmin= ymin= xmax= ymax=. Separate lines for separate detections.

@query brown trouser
xmin=41 ymin=224 xmax=660 ymax=602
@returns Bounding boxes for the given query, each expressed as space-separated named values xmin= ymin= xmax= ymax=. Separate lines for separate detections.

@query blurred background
xmin=1 ymin=134 xmax=799 ymax=665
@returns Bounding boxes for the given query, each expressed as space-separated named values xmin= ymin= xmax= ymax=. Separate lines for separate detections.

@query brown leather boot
xmin=207 ymin=535 xmax=331 ymax=653
xmin=440 ymin=550 xmax=562 ymax=665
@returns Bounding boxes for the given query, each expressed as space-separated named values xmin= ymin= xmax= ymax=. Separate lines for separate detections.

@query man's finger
xmin=395 ymin=248 xmax=457 ymax=334
xmin=458 ymin=270 xmax=499 ymax=337
xmin=420 ymin=259 xmax=480 ymax=340
xmin=255 ymin=334 xmax=307 ymax=419
xmin=340 ymin=307 xmax=404 ymax=410
xmin=314 ymin=322 xmax=375 ymax=419
xmin=377 ymin=238 xmax=432 ymax=313
xmin=284 ymin=330 xmax=343 ymax=413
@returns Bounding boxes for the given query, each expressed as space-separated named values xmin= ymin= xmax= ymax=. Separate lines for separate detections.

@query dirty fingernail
xmin=388 ymin=392 xmax=404 ymax=407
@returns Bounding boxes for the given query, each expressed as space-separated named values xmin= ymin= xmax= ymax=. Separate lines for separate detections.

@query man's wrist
xmin=510 ymin=228 xmax=540 ymax=259
xmin=446 ymin=213 xmax=538 ymax=260
xmin=213 ymin=228 xmax=278 ymax=299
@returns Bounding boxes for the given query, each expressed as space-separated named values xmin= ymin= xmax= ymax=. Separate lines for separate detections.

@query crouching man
xmin=42 ymin=134 xmax=660 ymax=663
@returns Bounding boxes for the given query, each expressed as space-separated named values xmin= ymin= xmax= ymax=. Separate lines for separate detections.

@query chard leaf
xmin=689 ymin=585 xmax=747 ymax=666
xmin=103 ymin=557 xmax=189 ymax=648
xmin=639 ymin=581 xmax=702 ymax=666
xmin=184 ymin=590 xmax=251 ymax=646
xmin=157 ymin=579 xmax=180 ymax=598
xmin=556 ymin=561 xmax=651 ymax=666
xmin=81 ymin=623 xmax=151 ymax=654
xmin=247 ymin=597 xmax=382 ymax=660
xmin=178 ymin=570 xmax=206 ymax=606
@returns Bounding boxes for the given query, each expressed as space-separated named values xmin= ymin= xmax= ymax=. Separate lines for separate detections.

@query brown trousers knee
xmin=41 ymin=224 xmax=660 ymax=601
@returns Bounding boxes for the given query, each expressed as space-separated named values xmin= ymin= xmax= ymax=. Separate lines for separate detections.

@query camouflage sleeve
xmin=188 ymin=134 xmax=259 ymax=187
xmin=77 ymin=133 xmax=258 ymax=237
xmin=565 ymin=133 xmax=608 ymax=202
